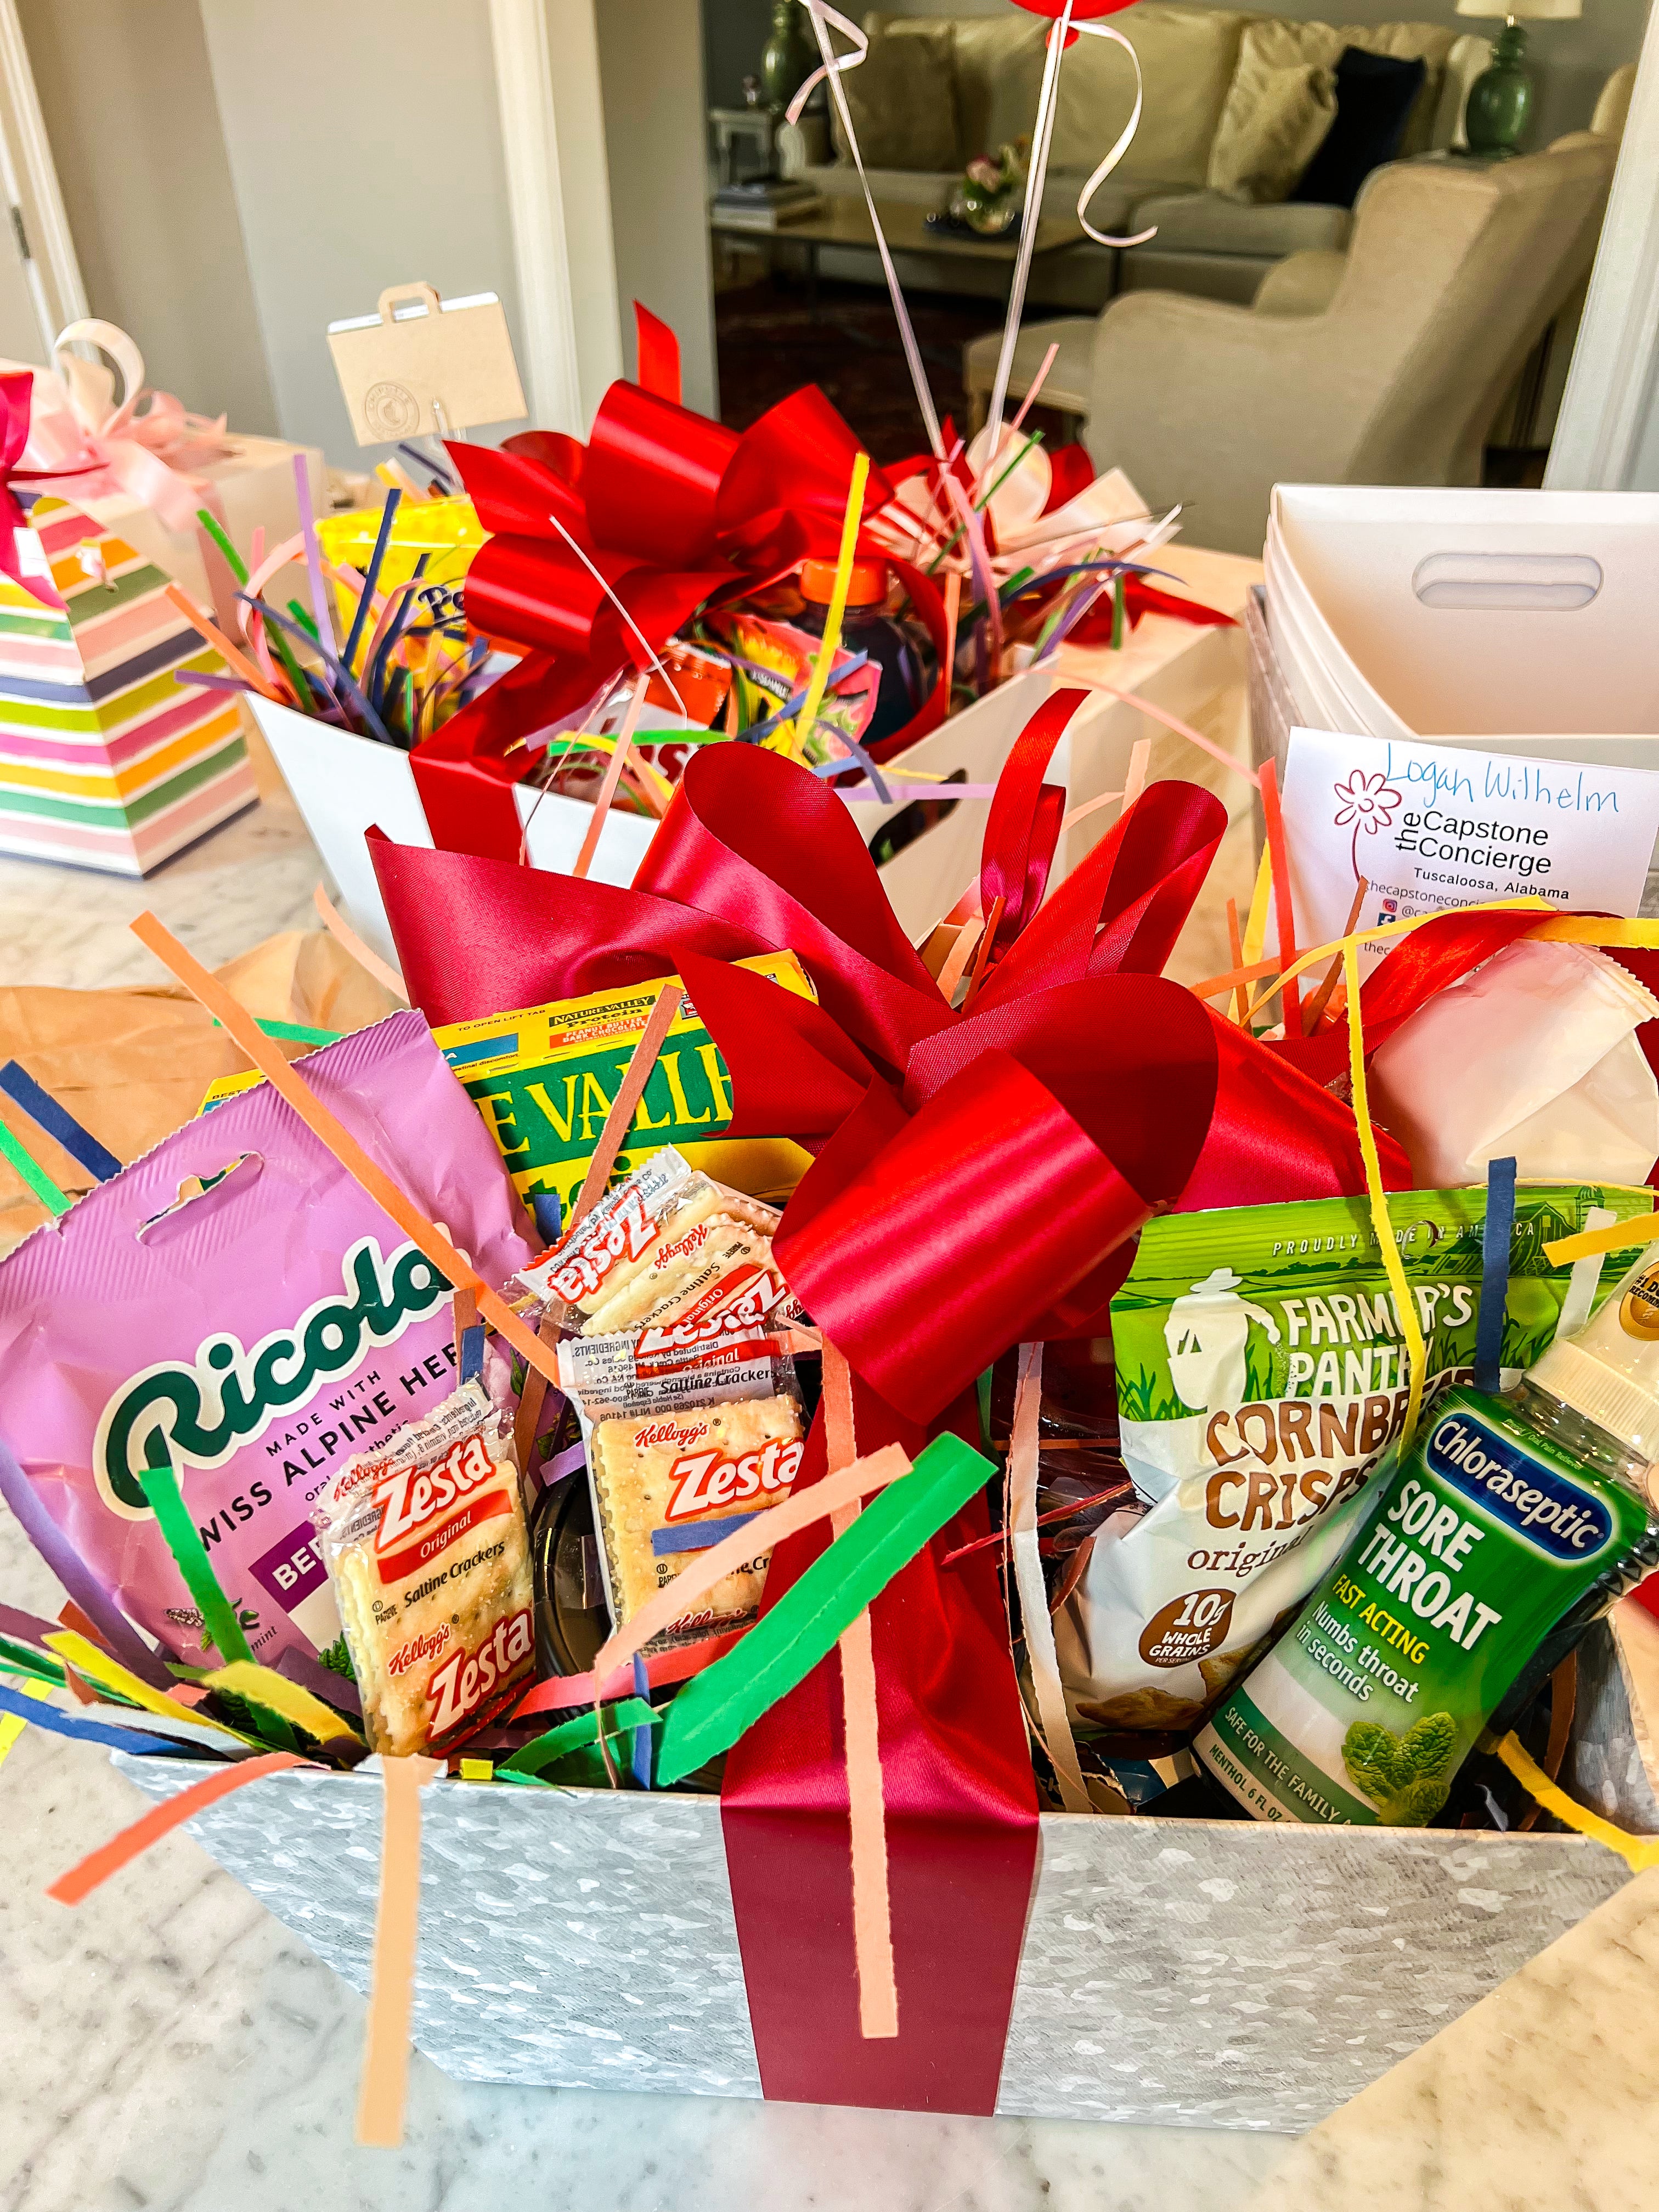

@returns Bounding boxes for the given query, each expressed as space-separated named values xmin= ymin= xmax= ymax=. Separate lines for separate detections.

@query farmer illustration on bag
xmin=1164 ymin=1267 xmax=1282 ymax=1413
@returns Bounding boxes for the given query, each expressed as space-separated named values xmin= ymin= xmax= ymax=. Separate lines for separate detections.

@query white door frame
xmin=488 ymin=0 xmax=623 ymax=439
xmin=0 ymin=0 xmax=84 ymax=359
xmin=1547 ymin=0 xmax=1659 ymax=488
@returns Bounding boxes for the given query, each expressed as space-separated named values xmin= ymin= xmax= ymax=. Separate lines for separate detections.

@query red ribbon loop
xmin=374 ymin=727 xmax=1409 ymax=1421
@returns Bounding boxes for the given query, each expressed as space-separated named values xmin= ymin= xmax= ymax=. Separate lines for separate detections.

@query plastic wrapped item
xmin=1368 ymin=940 xmax=1659 ymax=1190
xmin=313 ymin=1380 xmax=533 ymax=1757
xmin=0 ymin=1009 xmax=528 ymax=1674
xmin=515 ymin=1144 xmax=797 ymax=1339
xmin=558 ymin=1330 xmax=805 ymax=1647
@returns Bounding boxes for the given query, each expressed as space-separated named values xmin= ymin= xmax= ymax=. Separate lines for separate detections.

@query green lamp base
xmin=1464 ymin=20 xmax=1534 ymax=159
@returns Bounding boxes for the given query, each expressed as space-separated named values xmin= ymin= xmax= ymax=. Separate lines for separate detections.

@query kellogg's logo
xmin=94 ymin=1237 xmax=448 ymax=1520
xmin=634 ymin=1417 xmax=713 ymax=1453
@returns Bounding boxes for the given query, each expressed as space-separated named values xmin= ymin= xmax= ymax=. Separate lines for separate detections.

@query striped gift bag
xmin=0 ymin=493 xmax=256 ymax=874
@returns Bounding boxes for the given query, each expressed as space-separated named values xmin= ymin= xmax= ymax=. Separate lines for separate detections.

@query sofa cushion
xmin=832 ymin=20 xmax=960 ymax=170
xmin=866 ymin=14 xmax=1050 ymax=163
xmin=1293 ymin=48 xmax=1425 ymax=207
xmin=1209 ymin=20 xmax=1454 ymax=190
xmin=1052 ymin=4 xmax=1251 ymax=186
xmin=962 ymin=318 xmax=1098 ymax=415
xmin=1207 ymin=60 xmax=1336 ymax=202
xmin=1128 ymin=189 xmax=1353 ymax=257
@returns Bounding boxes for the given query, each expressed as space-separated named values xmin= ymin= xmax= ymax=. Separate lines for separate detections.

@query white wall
xmin=879 ymin=0 xmax=1651 ymax=145
xmin=597 ymin=0 xmax=719 ymax=415
xmin=17 ymin=0 xmax=277 ymax=431
xmin=196 ymin=0 xmax=529 ymax=466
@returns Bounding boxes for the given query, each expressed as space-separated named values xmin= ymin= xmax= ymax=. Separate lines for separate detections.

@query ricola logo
xmin=93 ymin=1237 xmax=448 ymax=1519
xmin=1426 ymin=1414 xmax=1615 ymax=1560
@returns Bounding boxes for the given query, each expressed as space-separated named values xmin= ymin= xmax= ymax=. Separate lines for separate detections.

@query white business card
xmin=1279 ymin=726 xmax=1659 ymax=974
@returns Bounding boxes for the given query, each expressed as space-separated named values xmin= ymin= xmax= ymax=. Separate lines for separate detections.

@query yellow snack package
xmin=200 ymin=952 xmax=817 ymax=1215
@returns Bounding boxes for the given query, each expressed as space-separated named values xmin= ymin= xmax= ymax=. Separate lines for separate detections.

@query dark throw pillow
xmin=1292 ymin=47 xmax=1427 ymax=210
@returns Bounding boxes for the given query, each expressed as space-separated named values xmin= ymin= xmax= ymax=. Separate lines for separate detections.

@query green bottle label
xmin=1194 ymin=1385 xmax=1653 ymax=1825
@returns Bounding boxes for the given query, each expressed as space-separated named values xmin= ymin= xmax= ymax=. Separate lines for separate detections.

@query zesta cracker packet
xmin=314 ymin=1381 xmax=534 ymax=1756
xmin=1053 ymin=1182 xmax=1655 ymax=1735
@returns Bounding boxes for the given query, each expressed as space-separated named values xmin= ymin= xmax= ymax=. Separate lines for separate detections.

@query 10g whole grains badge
xmin=1053 ymin=1182 xmax=1654 ymax=1734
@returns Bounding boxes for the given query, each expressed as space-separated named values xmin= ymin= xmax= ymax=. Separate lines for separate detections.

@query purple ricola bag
xmin=0 ymin=1009 xmax=531 ymax=1675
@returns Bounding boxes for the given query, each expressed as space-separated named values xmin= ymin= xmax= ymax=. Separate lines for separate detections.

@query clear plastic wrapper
xmin=558 ymin=1330 xmax=805 ymax=1648
xmin=313 ymin=1380 xmax=534 ymax=1756
xmin=515 ymin=1143 xmax=800 ymax=1340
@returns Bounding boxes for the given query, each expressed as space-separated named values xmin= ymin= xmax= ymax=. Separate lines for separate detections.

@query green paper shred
xmin=501 ymin=1696 xmax=657 ymax=1780
xmin=140 ymin=1444 xmax=254 ymax=1668
xmin=195 ymin=509 xmax=250 ymax=586
xmin=656 ymin=1433 xmax=996 ymax=1786
xmin=0 ymin=1117 xmax=71 ymax=1216
xmin=0 ymin=1634 xmax=64 ymax=1686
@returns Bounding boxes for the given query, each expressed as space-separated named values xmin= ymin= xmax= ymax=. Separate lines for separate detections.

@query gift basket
xmin=5 ymin=682 xmax=1659 ymax=2138
xmin=10 ymin=0 xmax=1659 ymax=2158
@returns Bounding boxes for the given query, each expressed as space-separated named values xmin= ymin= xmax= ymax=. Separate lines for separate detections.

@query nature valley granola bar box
xmin=1054 ymin=1181 xmax=1655 ymax=1736
xmin=204 ymin=953 xmax=818 ymax=1216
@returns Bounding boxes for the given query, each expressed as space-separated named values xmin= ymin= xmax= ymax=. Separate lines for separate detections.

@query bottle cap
xmin=1530 ymin=1241 xmax=1659 ymax=1460
xmin=799 ymin=556 xmax=887 ymax=607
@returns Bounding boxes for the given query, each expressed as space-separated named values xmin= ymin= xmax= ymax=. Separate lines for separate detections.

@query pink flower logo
xmin=1333 ymin=769 xmax=1401 ymax=879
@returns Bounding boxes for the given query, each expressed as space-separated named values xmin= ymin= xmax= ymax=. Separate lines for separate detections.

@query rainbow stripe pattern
xmin=0 ymin=495 xmax=256 ymax=874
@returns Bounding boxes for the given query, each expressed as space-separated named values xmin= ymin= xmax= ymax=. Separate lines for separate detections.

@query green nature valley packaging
xmin=1053 ymin=1182 xmax=1655 ymax=1736
xmin=204 ymin=953 xmax=818 ymax=1217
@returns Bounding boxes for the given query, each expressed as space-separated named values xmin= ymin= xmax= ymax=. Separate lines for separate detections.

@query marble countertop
xmin=3 ymin=728 xmax=1657 ymax=2211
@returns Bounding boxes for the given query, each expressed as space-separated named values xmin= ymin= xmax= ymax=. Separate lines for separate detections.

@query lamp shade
xmin=1456 ymin=0 xmax=1581 ymax=19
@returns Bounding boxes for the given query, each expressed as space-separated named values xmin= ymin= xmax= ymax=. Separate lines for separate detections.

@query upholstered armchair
xmin=966 ymin=135 xmax=1616 ymax=556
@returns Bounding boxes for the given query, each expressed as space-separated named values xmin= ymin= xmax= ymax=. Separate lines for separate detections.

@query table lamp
xmin=1455 ymin=0 xmax=1583 ymax=156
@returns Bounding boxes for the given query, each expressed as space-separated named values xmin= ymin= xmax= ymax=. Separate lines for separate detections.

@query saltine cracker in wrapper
xmin=313 ymin=1380 xmax=534 ymax=1757
xmin=557 ymin=1328 xmax=805 ymax=1649
xmin=1056 ymin=1182 xmax=1656 ymax=1735
xmin=516 ymin=1145 xmax=801 ymax=1342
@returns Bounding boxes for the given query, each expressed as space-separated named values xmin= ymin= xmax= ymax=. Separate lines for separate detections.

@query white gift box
xmin=251 ymin=696 xmax=661 ymax=969
xmin=73 ymin=434 xmax=329 ymax=610
xmin=1265 ymin=486 xmax=1659 ymax=750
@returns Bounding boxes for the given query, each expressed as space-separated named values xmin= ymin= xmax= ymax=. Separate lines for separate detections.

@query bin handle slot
xmin=1411 ymin=552 xmax=1602 ymax=611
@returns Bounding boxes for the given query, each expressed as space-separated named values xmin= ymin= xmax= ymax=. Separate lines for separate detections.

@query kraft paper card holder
xmin=326 ymin=284 xmax=526 ymax=447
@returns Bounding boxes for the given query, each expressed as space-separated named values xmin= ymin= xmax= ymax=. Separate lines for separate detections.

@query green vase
xmin=1464 ymin=21 xmax=1534 ymax=159
xmin=760 ymin=0 xmax=812 ymax=114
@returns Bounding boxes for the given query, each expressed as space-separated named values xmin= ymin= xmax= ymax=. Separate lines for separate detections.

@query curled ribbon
xmin=5 ymin=321 xmax=231 ymax=560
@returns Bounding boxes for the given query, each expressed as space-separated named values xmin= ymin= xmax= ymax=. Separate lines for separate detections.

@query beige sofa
xmin=778 ymin=5 xmax=1492 ymax=308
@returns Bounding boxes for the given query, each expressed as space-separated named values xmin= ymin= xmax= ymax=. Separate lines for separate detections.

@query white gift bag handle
xmin=53 ymin=318 xmax=145 ymax=419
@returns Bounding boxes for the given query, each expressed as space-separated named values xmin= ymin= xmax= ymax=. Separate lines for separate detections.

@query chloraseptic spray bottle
xmin=1194 ymin=1243 xmax=1659 ymax=1827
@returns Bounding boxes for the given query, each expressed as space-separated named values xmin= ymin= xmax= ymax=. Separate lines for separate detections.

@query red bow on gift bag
xmin=368 ymin=693 xmax=1413 ymax=2113
xmin=409 ymin=315 xmax=953 ymax=861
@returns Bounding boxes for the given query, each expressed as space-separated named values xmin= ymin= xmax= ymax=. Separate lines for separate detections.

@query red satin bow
xmin=408 ymin=364 xmax=960 ymax=860
xmin=0 ymin=371 xmax=86 ymax=607
xmin=373 ymin=687 xmax=1409 ymax=1423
